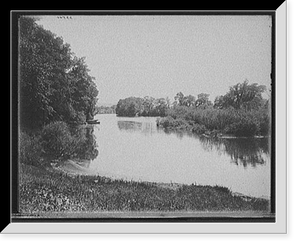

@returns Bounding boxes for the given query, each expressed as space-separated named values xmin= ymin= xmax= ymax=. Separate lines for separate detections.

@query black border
xmin=9 ymin=10 xmax=279 ymax=227
xmin=11 ymin=10 xmax=19 ymax=218
xmin=271 ymin=13 xmax=276 ymax=215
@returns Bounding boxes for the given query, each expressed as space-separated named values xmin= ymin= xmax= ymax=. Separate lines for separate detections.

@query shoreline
xmin=54 ymin=159 xmax=269 ymax=199
xmin=159 ymin=125 xmax=270 ymax=139
xmin=19 ymin=163 xmax=270 ymax=215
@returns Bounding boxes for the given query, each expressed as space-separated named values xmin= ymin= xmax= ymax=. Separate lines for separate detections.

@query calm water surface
xmin=81 ymin=114 xmax=270 ymax=198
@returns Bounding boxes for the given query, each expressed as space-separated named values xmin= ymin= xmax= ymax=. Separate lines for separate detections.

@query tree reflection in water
xmin=117 ymin=120 xmax=270 ymax=168
xmin=197 ymin=136 xmax=270 ymax=168
xmin=69 ymin=125 xmax=99 ymax=167
xmin=160 ymin=128 xmax=270 ymax=168
xmin=117 ymin=121 xmax=142 ymax=132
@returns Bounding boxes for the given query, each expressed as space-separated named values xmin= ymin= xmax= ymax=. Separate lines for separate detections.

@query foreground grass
xmin=19 ymin=163 xmax=269 ymax=215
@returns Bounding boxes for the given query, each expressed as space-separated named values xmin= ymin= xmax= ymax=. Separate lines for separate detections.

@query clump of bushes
xmin=20 ymin=121 xmax=97 ymax=167
xmin=191 ymin=124 xmax=207 ymax=135
xmin=157 ymin=116 xmax=194 ymax=131
xmin=224 ymin=114 xmax=260 ymax=137
xmin=40 ymin=121 xmax=75 ymax=160
xmin=158 ymin=106 xmax=270 ymax=137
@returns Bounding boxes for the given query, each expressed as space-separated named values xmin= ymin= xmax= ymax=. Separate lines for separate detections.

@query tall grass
xmin=19 ymin=131 xmax=43 ymax=167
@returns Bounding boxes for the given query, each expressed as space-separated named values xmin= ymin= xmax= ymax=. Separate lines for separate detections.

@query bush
xmin=160 ymin=105 xmax=270 ymax=137
xmin=19 ymin=131 xmax=43 ymax=166
xmin=191 ymin=124 xmax=207 ymax=134
xmin=224 ymin=115 xmax=260 ymax=137
xmin=40 ymin=121 xmax=75 ymax=159
xmin=257 ymin=110 xmax=270 ymax=136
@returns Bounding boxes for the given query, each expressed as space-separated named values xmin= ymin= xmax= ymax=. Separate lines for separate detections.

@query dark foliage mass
xmin=156 ymin=80 xmax=270 ymax=137
xmin=20 ymin=122 xmax=98 ymax=167
xmin=116 ymin=96 xmax=170 ymax=117
xmin=19 ymin=17 xmax=99 ymax=167
xmin=19 ymin=17 xmax=98 ymax=130
xmin=115 ymin=81 xmax=270 ymax=137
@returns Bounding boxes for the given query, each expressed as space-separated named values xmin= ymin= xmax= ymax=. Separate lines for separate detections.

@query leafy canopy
xmin=19 ymin=16 xmax=98 ymax=129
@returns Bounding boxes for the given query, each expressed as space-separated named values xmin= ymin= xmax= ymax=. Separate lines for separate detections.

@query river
xmin=75 ymin=114 xmax=270 ymax=199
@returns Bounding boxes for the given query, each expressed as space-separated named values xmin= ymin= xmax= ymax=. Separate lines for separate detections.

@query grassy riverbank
xmin=19 ymin=163 xmax=270 ymax=216
xmin=157 ymin=106 xmax=270 ymax=138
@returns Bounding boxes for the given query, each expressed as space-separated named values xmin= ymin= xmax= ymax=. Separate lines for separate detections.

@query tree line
xmin=116 ymin=96 xmax=171 ymax=117
xmin=95 ymin=105 xmax=116 ymax=114
xmin=19 ymin=16 xmax=98 ymax=130
xmin=116 ymin=80 xmax=269 ymax=117
xmin=116 ymin=80 xmax=270 ymax=137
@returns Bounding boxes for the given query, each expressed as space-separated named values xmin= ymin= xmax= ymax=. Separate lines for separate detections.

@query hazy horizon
xmin=37 ymin=15 xmax=272 ymax=105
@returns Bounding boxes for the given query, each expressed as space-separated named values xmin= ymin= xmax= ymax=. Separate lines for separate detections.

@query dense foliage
xmin=157 ymin=80 xmax=270 ymax=137
xmin=95 ymin=105 xmax=116 ymax=114
xmin=20 ymin=122 xmax=98 ymax=166
xmin=19 ymin=16 xmax=98 ymax=129
xmin=116 ymin=96 xmax=170 ymax=117
xmin=214 ymin=80 xmax=267 ymax=110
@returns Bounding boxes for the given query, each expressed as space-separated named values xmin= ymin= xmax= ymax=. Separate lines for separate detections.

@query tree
xmin=20 ymin=16 xmax=64 ymax=127
xmin=141 ymin=96 xmax=155 ymax=116
xmin=213 ymin=80 xmax=266 ymax=110
xmin=154 ymin=98 xmax=169 ymax=116
xmin=116 ymin=96 xmax=169 ymax=117
xmin=19 ymin=16 xmax=98 ymax=128
xmin=182 ymin=95 xmax=196 ymax=107
xmin=213 ymin=95 xmax=225 ymax=109
xmin=195 ymin=93 xmax=212 ymax=108
xmin=68 ymin=56 xmax=98 ymax=121
xmin=174 ymin=92 xmax=184 ymax=106
xmin=116 ymin=97 xmax=143 ymax=117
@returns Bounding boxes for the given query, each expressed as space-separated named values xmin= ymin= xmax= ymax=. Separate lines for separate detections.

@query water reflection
xmin=117 ymin=121 xmax=142 ymax=132
xmin=118 ymin=120 xmax=157 ymax=136
xmin=117 ymin=120 xmax=269 ymax=168
xmin=197 ymin=137 xmax=269 ymax=168
xmin=69 ymin=125 xmax=99 ymax=166
xmin=163 ymin=128 xmax=187 ymax=140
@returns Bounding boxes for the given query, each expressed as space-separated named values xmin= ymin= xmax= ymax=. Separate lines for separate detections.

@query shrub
xmin=192 ymin=124 xmax=207 ymax=134
xmin=158 ymin=116 xmax=193 ymax=131
xmin=19 ymin=131 xmax=43 ymax=166
xmin=256 ymin=110 xmax=270 ymax=136
xmin=40 ymin=121 xmax=75 ymax=159
xmin=161 ymin=105 xmax=270 ymax=137
xmin=259 ymin=116 xmax=270 ymax=136
xmin=224 ymin=115 xmax=260 ymax=137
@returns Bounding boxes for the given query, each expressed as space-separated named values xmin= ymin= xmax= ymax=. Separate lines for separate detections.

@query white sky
xmin=37 ymin=15 xmax=272 ymax=105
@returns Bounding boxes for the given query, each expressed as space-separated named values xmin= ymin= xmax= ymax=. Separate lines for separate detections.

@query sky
xmin=37 ymin=15 xmax=272 ymax=105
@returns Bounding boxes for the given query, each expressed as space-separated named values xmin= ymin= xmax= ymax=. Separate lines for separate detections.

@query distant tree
xmin=116 ymin=97 xmax=143 ymax=117
xmin=154 ymin=98 xmax=169 ymax=116
xmin=213 ymin=95 xmax=226 ymax=109
xmin=195 ymin=93 xmax=212 ymax=108
xmin=141 ymin=96 xmax=155 ymax=116
xmin=174 ymin=92 xmax=185 ymax=106
xmin=116 ymin=96 xmax=169 ymax=117
xmin=182 ymin=95 xmax=196 ymax=107
xmin=213 ymin=80 xmax=266 ymax=110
